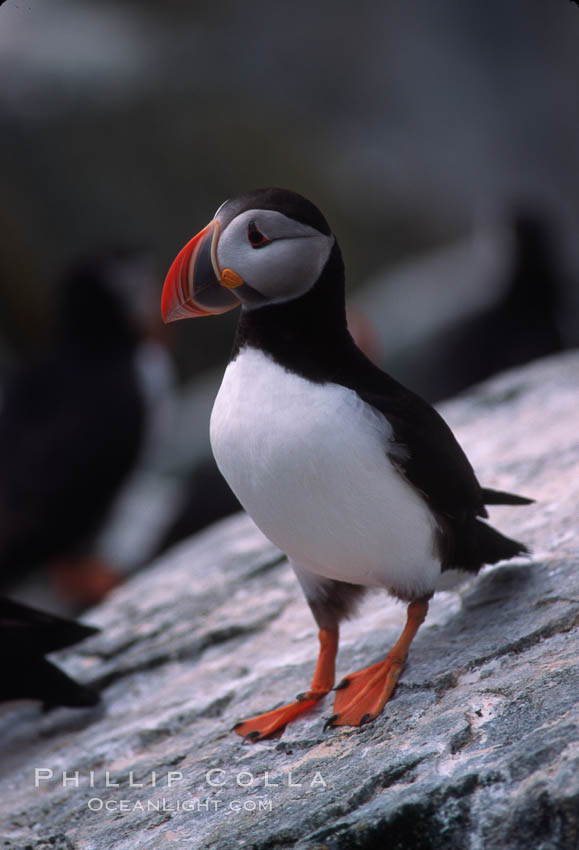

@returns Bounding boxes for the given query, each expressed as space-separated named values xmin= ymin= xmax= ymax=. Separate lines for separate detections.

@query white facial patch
xmin=216 ymin=209 xmax=334 ymax=305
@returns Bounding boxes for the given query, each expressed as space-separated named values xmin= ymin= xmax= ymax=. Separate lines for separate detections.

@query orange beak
xmin=161 ymin=220 xmax=240 ymax=323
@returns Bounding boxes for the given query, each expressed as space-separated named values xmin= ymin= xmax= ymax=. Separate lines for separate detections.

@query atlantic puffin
xmin=161 ymin=188 xmax=532 ymax=740
xmin=368 ymin=208 xmax=565 ymax=402
xmin=0 ymin=251 xmax=150 ymax=604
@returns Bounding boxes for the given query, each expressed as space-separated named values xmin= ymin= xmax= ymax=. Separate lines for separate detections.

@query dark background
xmin=1 ymin=0 xmax=578 ymax=385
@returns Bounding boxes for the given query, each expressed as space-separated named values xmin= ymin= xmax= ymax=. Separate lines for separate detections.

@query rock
xmin=0 ymin=351 xmax=578 ymax=850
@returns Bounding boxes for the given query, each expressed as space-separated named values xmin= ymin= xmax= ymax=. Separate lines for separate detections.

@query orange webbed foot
xmin=233 ymin=627 xmax=339 ymax=742
xmin=325 ymin=598 xmax=429 ymax=730
xmin=326 ymin=656 xmax=404 ymax=728
xmin=233 ymin=690 xmax=327 ymax=741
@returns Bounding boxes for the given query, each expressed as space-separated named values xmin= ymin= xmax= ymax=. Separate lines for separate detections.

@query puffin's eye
xmin=247 ymin=221 xmax=270 ymax=249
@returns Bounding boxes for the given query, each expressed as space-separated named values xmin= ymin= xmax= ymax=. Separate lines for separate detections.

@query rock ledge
xmin=1 ymin=351 xmax=578 ymax=850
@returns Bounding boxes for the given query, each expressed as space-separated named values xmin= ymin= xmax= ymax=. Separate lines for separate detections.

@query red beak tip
xmin=161 ymin=220 xmax=233 ymax=322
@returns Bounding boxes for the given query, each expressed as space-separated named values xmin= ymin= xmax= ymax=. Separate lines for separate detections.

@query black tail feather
xmin=474 ymin=519 xmax=529 ymax=565
xmin=449 ymin=518 xmax=530 ymax=573
xmin=481 ymin=487 xmax=534 ymax=506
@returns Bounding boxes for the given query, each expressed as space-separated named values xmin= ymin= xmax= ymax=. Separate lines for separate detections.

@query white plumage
xmin=210 ymin=346 xmax=443 ymax=601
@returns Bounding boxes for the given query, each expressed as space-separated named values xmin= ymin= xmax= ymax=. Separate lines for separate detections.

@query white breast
xmin=210 ymin=347 xmax=442 ymax=600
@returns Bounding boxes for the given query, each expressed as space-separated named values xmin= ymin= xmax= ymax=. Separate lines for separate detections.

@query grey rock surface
xmin=0 ymin=351 xmax=578 ymax=850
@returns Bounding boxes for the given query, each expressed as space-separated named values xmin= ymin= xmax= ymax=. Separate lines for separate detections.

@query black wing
xmin=337 ymin=349 xmax=530 ymax=571
xmin=327 ymin=339 xmax=488 ymax=523
xmin=328 ymin=337 xmax=533 ymax=523
xmin=358 ymin=387 xmax=485 ymax=522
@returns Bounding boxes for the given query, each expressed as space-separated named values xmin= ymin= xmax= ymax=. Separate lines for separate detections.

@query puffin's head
xmin=161 ymin=188 xmax=335 ymax=322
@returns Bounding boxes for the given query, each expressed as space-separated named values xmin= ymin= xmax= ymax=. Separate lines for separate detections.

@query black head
xmin=161 ymin=188 xmax=336 ymax=322
xmin=215 ymin=187 xmax=332 ymax=236
xmin=58 ymin=249 xmax=157 ymax=351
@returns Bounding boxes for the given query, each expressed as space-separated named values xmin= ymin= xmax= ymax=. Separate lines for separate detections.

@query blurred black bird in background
xmin=154 ymin=457 xmax=241 ymax=557
xmin=0 ymin=243 xmax=243 ymax=616
xmin=356 ymin=207 xmax=570 ymax=402
xmin=0 ymin=250 xmax=155 ymax=606
xmin=416 ymin=210 xmax=566 ymax=400
xmin=0 ymin=597 xmax=99 ymax=707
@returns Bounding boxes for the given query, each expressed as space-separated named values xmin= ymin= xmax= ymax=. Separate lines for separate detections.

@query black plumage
xmin=0 ymin=252 xmax=146 ymax=593
xmin=0 ymin=597 xmax=99 ymax=707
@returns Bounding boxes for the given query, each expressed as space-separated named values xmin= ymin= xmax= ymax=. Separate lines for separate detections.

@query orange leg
xmin=233 ymin=626 xmax=339 ymax=741
xmin=327 ymin=598 xmax=429 ymax=728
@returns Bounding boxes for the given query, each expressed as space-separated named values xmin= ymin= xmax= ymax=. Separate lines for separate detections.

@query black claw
xmin=334 ymin=678 xmax=350 ymax=691
xmin=296 ymin=692 xmax=307 ymax=701
xmin=244 ymin=730 xmax=261 ymax=742
xmin=323 ymin=714 xmax=338 ymax=731
xmin=359 ymin=713 xmax=373 ymax=726
xmin=232 ymin=721 xmax=244 ymax=731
